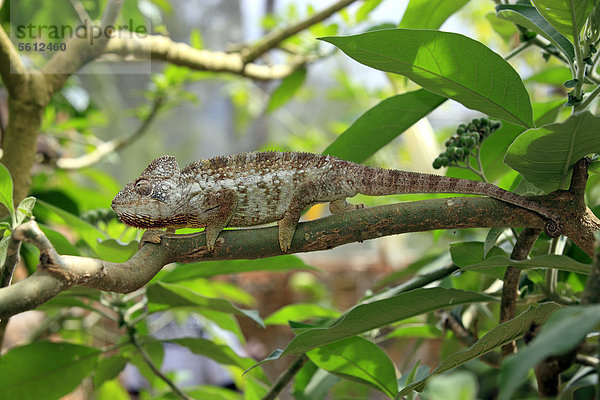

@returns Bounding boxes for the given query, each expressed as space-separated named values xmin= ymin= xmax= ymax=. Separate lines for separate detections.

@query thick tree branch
xmin=0 ymin=192 xmax=592 ymax=318
xmin=0 ymin=25 xmax=27 ymax=95
xmin=240 ymin=0 xmax=360 ymax=64
xmin=103 ymin=34 xmax=309 ymax=81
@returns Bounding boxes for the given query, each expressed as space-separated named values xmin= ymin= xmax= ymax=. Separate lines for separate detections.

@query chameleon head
xmin=111 ymin=155 xmax=184 ymax=229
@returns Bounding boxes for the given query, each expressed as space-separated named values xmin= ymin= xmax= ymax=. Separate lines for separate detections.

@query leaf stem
xmin=575 ymin=83 xmax=600 ymax=111
xmin=504 ymin=41 xmax=533 ymax=61
xmin=262 ymin=355 xmax=308 ymax=400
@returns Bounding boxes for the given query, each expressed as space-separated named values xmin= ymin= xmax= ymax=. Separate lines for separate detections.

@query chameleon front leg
xmin=203 ymin=189 xmax=238 ymax=251
xmin=278 ymin=183 xmax=318 ymax=252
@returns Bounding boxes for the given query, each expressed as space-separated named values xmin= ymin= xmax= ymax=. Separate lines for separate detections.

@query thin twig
xmin=262 ymin=355 xmax=309 ymax=400
xmin=56 ymin=94 xmax=165 ymax=170
xmin=500 ymin=227 xmax=540 ymax=357
xmin=69 ymin=0 xmax=92 ymax=24
xmin=241 ymin=0 xmax=360 ymax=64
xmin=131 ymin=334 xmax=191 ymax=400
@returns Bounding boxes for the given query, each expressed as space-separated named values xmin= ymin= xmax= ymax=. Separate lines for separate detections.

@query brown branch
xmin=500 ymin=228 xmax=541 ymax=357
xmin=0 ymin=25 xmax=27 ymax=95
xmin=241 ymin=0 xmax=360 ymax=64
xmin=56 ymin=94 xmax=165 ymax=170
xmin=0 ymin=192 xmax=588 ymax=318
xmin=103 ymin=34 xmax=310 ymax=81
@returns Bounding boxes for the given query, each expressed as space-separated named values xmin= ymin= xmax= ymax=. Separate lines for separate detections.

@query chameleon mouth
xmin=116 ymin=213 xmax=198 ymax=229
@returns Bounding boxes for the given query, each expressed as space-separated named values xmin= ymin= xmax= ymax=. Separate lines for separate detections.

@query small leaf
xmin=307 ymin=336 xmax=398 ymax=398
xmin=563 ymin=79 xmax=578 ymax=88
xmin=265 ymin=303 xmax=339 ymax=325
xmin=321 ymin=30 xmax=534 ymax=127
xmin=505 ymin=111 xmax=600 ymax=192
xmin=462 ymin=254 xmax=590 ymax=275
xmin=496 ymin=4 xmax=575 ymax=62
xmin=266 ymin=67 xmax=307 ymax=112
xmin=281 ymin=288 xmax=496 ymax=355
xmin=96 ymin=239 xmax=138 ymax=263
xmin=484 ymin=228 xmax=506 ymax=256
xmin=15 ymin=196 xmax=36 ymax=226
xmin=323 ymin=89 xmax=446 ymax=163
xmin=0 ymin=236 xmax=10 ymax=269
xmin=0 ymin=342 xmax=100 ymax=400
xmin=500 ymin=304 xmax=600 ymax=400
xmin=399 ymin=0 xmax=470 ymax=30
xmin=399 ymin=302 xmax=559 ymax=395
xmin=0 ymin=164 xmax=15 ymax=225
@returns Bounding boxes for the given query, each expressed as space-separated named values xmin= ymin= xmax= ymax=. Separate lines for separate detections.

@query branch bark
xmin=0 ymin=190 xmax=593 ymax=318
xmin=103 ymin=34 xmax=309 ymax=81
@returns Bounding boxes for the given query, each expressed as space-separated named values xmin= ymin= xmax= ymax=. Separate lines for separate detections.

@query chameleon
xmin=111 ymin=151 xmax=561 ymax=252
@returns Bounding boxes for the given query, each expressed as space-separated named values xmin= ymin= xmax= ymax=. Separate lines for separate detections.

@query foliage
xmin=0 ymin=1 xmax=600 ymax=400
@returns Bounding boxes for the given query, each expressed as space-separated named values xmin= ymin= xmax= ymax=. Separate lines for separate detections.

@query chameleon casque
xmin=111 ymin=151 xmax=561 ymax=252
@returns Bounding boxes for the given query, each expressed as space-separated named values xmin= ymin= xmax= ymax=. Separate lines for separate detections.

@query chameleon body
xmin=111 ymin=151 xmax=561 ymax=252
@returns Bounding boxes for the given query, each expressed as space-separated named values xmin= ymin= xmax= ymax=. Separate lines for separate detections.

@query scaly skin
xmin=111 ymin=151 xmax=561 ymax=252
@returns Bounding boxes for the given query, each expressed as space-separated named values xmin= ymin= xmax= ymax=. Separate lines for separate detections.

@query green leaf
xmin=265 ymin=303 xmax=340 ymax=325
xmin=0 ymin=342 xmax=100 ymax=400
xmin=266 ymin=67 xmax=307 ymax=112
xmin=93 ymin=355 xmax=128 ymax=387
xmin=399 ymin=0 xmax=470 ymax=30
xmin=169 ymin=385 xmax=242 ymax=400
xmin=462 ymin=254 xmax=591 ymax=274
xmin=496 ymin=4 xmax=576 ymax=61
xmin=15 ymin=196 xmax=35 ymax=226
xmin=0 ymin=163 xmax=15 ymax=225
xmin=505 ymin=111 xmax=600 ymax=192
xmin=34 ymin=199 xmax=107 ymax=255
xmin=486 ymin=12 xmax=519 ymax=42
xmin=321 ymin=29 xmax=534 ymax=127
xmin=147 ymin=281 xmax=264 ymax=327
xmin=39 ymin=224 xmax=79 ymax=256
xmin=356 ymin=0 xmax=385 ymax=22
xmin=307 ymin=336 xmax=398 ymax=398
xmin=450 ymin=241 xmax=508 ymax=279
xmin=96 ymin=239 xmax=138 ymax=263
xmin=0 ymin=236 xmax=9 ymax=268
xmin=323 ymin=89 xmax=446 ymax=163
xmin=399 ymin=302 xmax=560 ymax=396
xmin=484 ymin=228 xmax=506 ymax=256
xmin=281 ymin=288 xmax=496 ymax=355
xmin=156 ymin=255 xmax=318 ymax=282
xmin=525 ymin=66 xmax=573 ymax=85
xmin=169 ymin=337 xmax=267 ymax=382
xmin=500 ymin=304 xmax=600 ymax=400
xmin=531 ymin=0 xmax=597 ymax=41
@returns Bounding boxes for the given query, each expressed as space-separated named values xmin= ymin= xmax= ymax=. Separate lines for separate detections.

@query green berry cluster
xmin=433 ymin=118 xmax=501 ymax=169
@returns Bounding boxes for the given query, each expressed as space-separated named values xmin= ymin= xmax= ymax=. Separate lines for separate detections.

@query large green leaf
xmin=0 ymin=342 xmax=100 ymax=400
xmin=496 ymin=4 xmax=575 ymax=62
xmin=505 ymin=111 xmax=600 ymax=192
xmin=169 ymin=338 xmax=260 ymax=373
xmin=499 ymin=304 xmax=600 ymax=400
xmin=321 ymin=29 xmax=534 ymax=127
xmin=281 ymin=288 xmax=496 ymax=355
xmin=531 ymin=0 xmax=597 ymax=40
xmin=461 ymin=254 xmax=591 ymax=274
xmin=399 ymin=0 xmax=470 ymax=30
xmin=399 ymin=303 xmax=560 ymax=396
xmin=146 ymin=281 xmax=263 ymax=326
xmin=323 ymin=89 xmax=446 ymax=163
xmin=307 ymin=336 xmax=398 ymax=398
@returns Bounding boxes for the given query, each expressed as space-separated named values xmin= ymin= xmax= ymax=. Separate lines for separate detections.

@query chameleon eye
xmin=134 ymin=179 xmax=152 ymax=196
